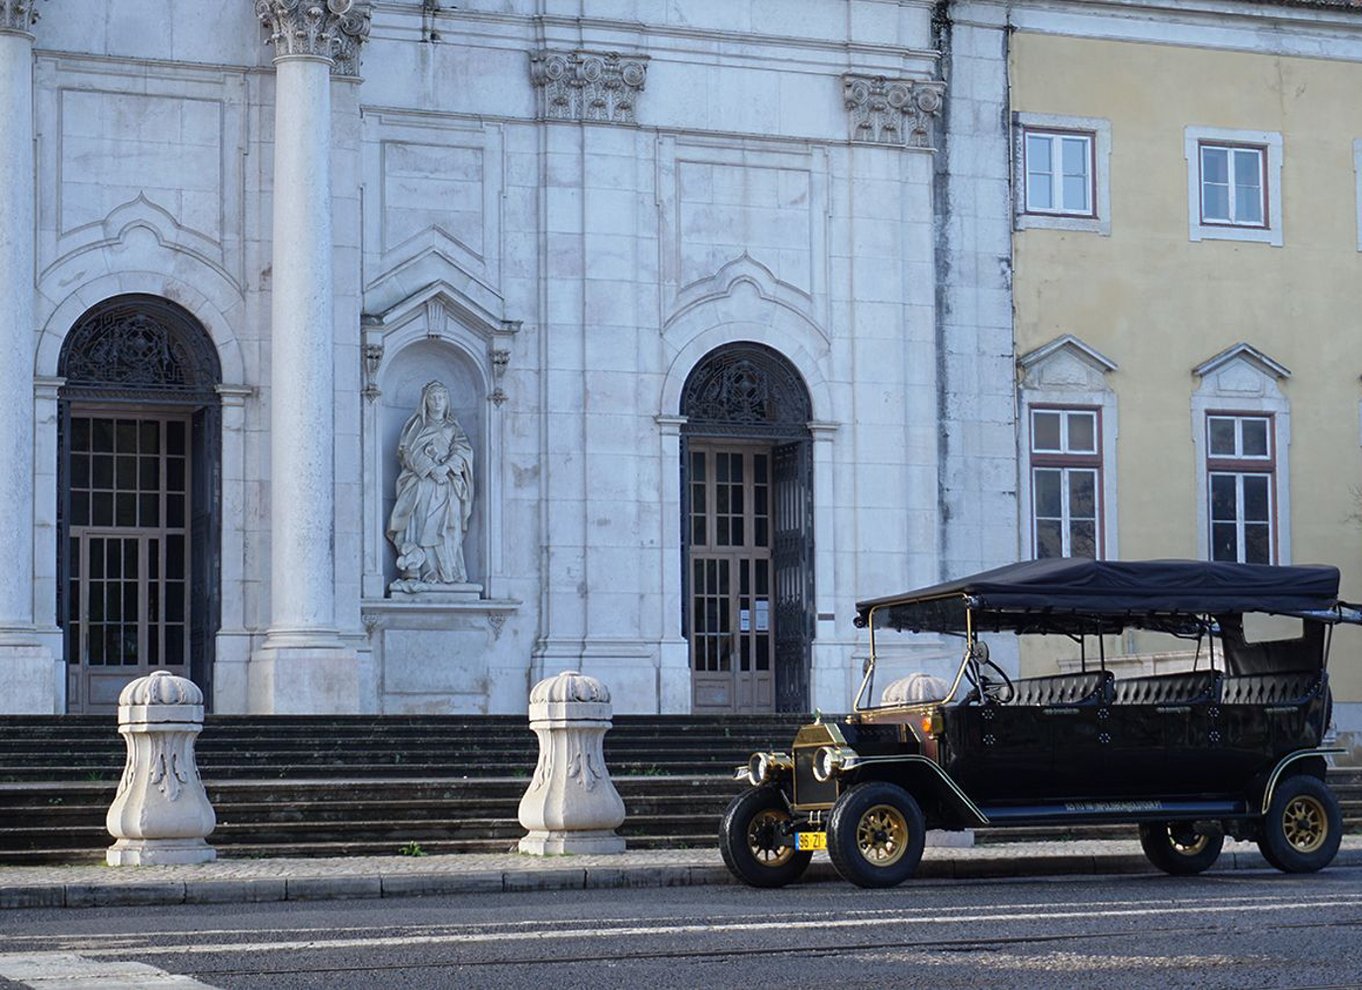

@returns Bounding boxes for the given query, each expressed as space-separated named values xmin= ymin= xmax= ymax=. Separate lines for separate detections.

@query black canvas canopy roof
xmin=855 ymin=558 xmax=1351 ymax=635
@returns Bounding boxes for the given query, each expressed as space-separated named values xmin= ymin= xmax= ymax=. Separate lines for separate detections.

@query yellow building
xmin=992 ymin=0 xmax=1362 ymax=749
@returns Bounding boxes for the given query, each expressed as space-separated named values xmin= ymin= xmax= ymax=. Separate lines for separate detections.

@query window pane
xmin=1241 ymin=418 xmax=1269 ymax=457
xmin=1069 ymin=520 xmax=1097 ymax=559
xmin=1242 ymin=475 xmax=1270 ymax=521
xmin=1236 ymin=183 xmax=1263 ymax=224
xmin=1202 ymin=147 xmax=1228 ymax=184
xmin=1209 ymin=418 xmax=1236 ymax=456
xmin=1034 ymin=469 xmax=1062 ymax=517
xmin=1068 ymin=471 xmax=1097 ymax=519
xmin=1203 ymin=183 xmax=1229 ymax=221
xmin=1026 ymin=135 xmax=1053 ymax=210
xmin=1062 ymin=174 xmax=1089 ymax=213
xmin=1066 ymin=412 xmax=1096 ymax=453
xmin=1244 ymin=523 xmax=1271 ymax=564
xmin=1032 ymin=411 xmax=1062 ymax=451
xmin=1233 ymin=149 xmax=1260 ymax=185
xmin=1211 ymin=522 xmax=1238 ymax=562
xmin=1035 ymin=519 xmax=1063 ymax=559
xmin=1210 ymin=474 xmax=1237 ymax=522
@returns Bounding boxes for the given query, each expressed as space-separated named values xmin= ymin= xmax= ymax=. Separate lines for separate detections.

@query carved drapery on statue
xmin=255 ymin=0 xmax=372 ymax=75
xmin=386 ymin=381 xmax=477 ymax=596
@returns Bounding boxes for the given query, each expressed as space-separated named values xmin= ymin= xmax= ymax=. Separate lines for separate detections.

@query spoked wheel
xmin=826 ymin=781 xmax=926 ymax=889
xmin=1138 ymin=821 xmax=1224 ymax=875
xmin=718 ymin=786 xmax=813 ymax=888
xmin=1258 ymin=775 xmax=1342 ymax=874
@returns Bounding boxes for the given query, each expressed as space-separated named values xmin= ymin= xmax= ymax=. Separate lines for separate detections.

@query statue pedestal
xmin=388 ymin=582 xmax=482 ymax=602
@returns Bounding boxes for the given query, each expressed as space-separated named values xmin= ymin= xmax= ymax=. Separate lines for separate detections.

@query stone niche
xmin=379 ymin=339 xmax=486 ymax=594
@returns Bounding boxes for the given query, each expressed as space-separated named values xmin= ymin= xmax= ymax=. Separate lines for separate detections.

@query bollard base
xmin=107 ymin=838 xmax=216 ymax=866
xmin=519 ymin=830 xmax=626 ymax=856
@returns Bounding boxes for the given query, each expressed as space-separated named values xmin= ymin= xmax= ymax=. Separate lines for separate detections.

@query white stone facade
xmin=1 ymin=0 xmax=1015 ymax=716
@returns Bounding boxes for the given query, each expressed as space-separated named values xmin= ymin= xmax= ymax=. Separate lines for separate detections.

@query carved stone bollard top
xmin=118 ymin=670 xmax=204 ymax=725
xmin=528 ymin=669 xmax=612 ymax=723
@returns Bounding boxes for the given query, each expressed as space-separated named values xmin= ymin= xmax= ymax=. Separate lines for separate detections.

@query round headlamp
xmin=812 ymin=745 xmax=845 ymax=782
xmin=747 ymin=752 xmax=770 ymax=786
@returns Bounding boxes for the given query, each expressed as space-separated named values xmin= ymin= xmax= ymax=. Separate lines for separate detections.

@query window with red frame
xmin=1206 ymin=413 xmax=1274 ymax=564
xmin=1030 ymin=408 xmax=1101 ymax=559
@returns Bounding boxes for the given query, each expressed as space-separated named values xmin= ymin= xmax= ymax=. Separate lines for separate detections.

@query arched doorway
xmin=681 ymin=343 xmax=813 ymax=713
xmin=57 ymin=295 xmax=222 ymax=713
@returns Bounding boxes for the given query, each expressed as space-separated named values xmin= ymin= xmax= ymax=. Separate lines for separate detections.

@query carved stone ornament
xmin=518 ymin=671 xmax=626 ymax=855
xmin=0 ymin=0 xmax=41 ymax=33
xmin=106 ymin=671 xmax=217 ymax=866
xmin=530 ymin=49 xmax=648 ymax=124
xmin=256 ymin=0 xmax=373 ymax=75
xmin=842 ymin=74 xmax=946 ymax=148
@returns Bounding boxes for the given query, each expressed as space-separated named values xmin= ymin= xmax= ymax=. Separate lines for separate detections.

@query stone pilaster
xmin=250 ymin=0 xmax=369 ymax=712
xmin=0 ymin=0 xmax=55 ymax=712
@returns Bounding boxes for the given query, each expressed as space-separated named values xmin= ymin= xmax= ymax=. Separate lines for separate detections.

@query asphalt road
xmin=3 ymin=868 xmax=1362 ymax=989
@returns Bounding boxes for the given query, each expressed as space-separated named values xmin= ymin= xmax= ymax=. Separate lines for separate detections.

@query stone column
xmin=0 ymin=1 xmax=55 ymax=713
xmin=251 ymin=0 xmax=370 ymax=713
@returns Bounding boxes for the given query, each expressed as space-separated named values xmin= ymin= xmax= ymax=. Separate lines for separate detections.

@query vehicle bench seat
xmin=1220 ymin=671 xmax=1323 ymax=706
xmin=1010 ymin=671 xmax=1112 ymax=706
xmin=1111 ymin=671 xmax=1220 ymax=706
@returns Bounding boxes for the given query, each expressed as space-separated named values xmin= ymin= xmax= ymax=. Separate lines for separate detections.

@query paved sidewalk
xmin=4 ymin=836 xmax=1360 ymax=910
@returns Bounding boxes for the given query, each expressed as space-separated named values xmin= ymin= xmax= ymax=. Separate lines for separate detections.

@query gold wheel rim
xmin=855 ymin=804 xmax=909 ymax=866
xmin=1282 ymin=795 xmax=1327 ymax=854
xmin=748 ymin=809 xmax=794 ymax=867
xmin=1168 ymin=828 xmax=1209 ymax=856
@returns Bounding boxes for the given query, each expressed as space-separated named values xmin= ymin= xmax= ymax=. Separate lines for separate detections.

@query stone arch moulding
xmin=36 ymin=261 xmax=246 ymax=386
xmin=359 ymin=281 xmax=520 ymax=604
xmin=665 ymin=254 xmax=828 ymax=348
xmin=659 ymin=322 xmax=833 ymax=425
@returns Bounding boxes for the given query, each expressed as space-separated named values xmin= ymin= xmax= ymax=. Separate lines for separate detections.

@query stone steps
xmin=0 ymin=715 xmax=1357 ymax=866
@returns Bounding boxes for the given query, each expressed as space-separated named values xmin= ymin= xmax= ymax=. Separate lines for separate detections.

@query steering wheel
xmin=962 ymin=642 xmax=1015 ymax=704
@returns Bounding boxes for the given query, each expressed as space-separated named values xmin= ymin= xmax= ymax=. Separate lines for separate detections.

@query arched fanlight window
xmin=59 ymin=294 xmax=221 ymax=400
xmin=680 ymin=343 xmax=811 ymax=439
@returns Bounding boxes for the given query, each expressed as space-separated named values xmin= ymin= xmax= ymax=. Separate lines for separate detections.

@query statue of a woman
xmin=387 ymin=381 xmax=475 ymax=588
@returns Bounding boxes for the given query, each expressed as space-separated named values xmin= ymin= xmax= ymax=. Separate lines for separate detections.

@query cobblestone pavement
xmin=3 ymin=837 xmax=1360 ymax=910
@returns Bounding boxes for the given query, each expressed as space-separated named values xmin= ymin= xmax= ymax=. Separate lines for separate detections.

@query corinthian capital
xmin=1 ymin=0 xmax=42 ymax=34
xmin=256 ymin=0 xmax=372 ymax=75
xmin=842 ymin=74 xmax=946 ymax=149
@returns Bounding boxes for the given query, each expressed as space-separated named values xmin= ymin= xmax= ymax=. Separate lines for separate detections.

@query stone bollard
xmin=106 ymin=670 xmax=216 ymax=865
xmin=517 ymin=670 xmax=626 ymax=855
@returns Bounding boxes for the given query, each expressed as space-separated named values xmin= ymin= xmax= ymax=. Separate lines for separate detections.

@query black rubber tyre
xmin=1138 ymin=822 xmax=1224 ymax=875
xmin=718 ymin=786 xmax=813 ymax=888
xmin=1257 ymin=774 xmax=1342 ymax=874
xmin=826 ymin=781 xmax=926 ymax=889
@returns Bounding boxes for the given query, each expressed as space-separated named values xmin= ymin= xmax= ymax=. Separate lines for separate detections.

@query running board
xmin=978 ymin=798 xmax=1248 ymax=826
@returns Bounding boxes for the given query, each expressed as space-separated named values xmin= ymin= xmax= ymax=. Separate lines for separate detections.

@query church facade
xmin=0 ymin=0 xmax=1016 ymax=716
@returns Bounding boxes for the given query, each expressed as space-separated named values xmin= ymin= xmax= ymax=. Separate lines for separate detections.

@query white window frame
xmin=1017 ymin=335 xmax=1119 ymax=562
xmin=1029 ymin=408 xmax=1104 ymax=559
xmin=1014 ymin=113 xmax=1111 ymax=236
xmin=1205 ymin=414 xmax=1276 ymax=565
xmin=1191 ymin=345 xmax=1291 ymax=565
xmin=1184 ymin=126 xmax=1283 ymax=247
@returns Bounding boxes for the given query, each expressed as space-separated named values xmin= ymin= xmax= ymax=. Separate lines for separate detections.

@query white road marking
xmin=23 ymin=894 xmax=1362 ymax=960
xmin=0 ymin=951 xmax=219 ymax=989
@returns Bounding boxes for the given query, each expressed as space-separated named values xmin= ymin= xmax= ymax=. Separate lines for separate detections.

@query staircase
xmin=0 ymin=714 xmax=803 ymax=864
xmin=1 ymin=716 xmax=1358 ymax=865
